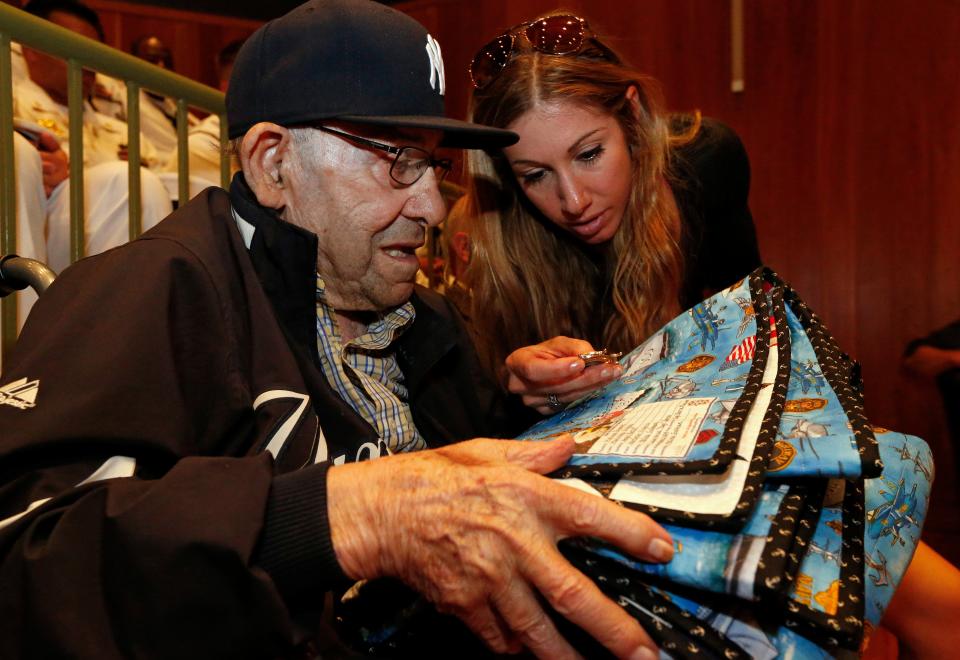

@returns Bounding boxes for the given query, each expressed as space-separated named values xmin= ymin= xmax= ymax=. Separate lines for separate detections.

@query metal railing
xmin=1 ymin=3 xmax=229 ymax=362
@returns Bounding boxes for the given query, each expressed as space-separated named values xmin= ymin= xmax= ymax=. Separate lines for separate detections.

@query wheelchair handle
xmin=0 ymin=255 xmax=57 ymax=297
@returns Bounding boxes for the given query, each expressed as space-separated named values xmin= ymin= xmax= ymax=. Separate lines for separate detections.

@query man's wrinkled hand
xmin=328 ymin=435 xmax=671 ymax=659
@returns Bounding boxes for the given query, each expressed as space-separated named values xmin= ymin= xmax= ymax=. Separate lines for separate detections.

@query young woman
xmin=463 ymin=13 xmax=760 ymax=413
xmin=461 ymin=14 xmax=960 ymax=656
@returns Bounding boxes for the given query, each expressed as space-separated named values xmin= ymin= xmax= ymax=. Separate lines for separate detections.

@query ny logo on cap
xmin=425 ymin=34 xmax=445 ymax=96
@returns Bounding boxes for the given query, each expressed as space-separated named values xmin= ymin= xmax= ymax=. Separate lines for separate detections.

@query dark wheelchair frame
xmin=0 ymin=254 xmax=56 ymax=299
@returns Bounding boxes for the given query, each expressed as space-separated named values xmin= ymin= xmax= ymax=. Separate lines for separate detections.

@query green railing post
xmin=126 ymin=81 xmax=142 ymax=240
xmin=0 ymin=35 xmax=14 ymax=257
xmin=67 ymin=59 xmax=84 ymax=264
xmin=177 ymin=98 xmax=189 ymax=204
xmin=1 ymin=32 xmax=17 ymax=362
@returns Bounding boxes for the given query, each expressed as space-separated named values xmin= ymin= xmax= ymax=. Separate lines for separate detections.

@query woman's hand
xmin=505 ymin=336 xmax=623 ymax=414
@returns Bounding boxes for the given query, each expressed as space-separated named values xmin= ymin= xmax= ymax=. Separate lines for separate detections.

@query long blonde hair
xmin=465 ymin=26 xmax=688 ymax=377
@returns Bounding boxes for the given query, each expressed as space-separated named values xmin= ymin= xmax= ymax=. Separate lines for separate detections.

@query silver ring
xmin=546 ymin=393 xmax=565 ymax=412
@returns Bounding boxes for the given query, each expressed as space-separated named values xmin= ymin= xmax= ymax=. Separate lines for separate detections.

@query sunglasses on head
xmin=470 ymin=15 xmax=607 ymax=90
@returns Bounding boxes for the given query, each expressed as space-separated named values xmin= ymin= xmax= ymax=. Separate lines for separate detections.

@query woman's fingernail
xmin=648 ymin=537 xmax=674 ymax=562
xmin=601 ymin=368 xmax=612 ymax=378
xmin=630 ymin=646 xmax=657 ymax=660
xmin=570 ymin=360 xmax=582 ymax=370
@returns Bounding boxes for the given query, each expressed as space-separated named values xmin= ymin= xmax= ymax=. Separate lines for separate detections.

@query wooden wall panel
xmin=88 ymin=0 xmax=260 ymax=87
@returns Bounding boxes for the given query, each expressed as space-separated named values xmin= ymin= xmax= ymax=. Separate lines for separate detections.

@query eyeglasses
xmin=315 ymin=126 xmax=452 ymax=186
xmin=470 ymin=15 xmax=606 ymax=90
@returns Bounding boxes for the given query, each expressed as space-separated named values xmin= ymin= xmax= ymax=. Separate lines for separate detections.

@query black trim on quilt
xmin=764 ymin=268 xmax=882 ymax=479
xmin=611 ymin=283 xmax=792 ymax=531
xmin=781 ymin=479 xmax=866 ymax=651
xmin=751 ymin=480 xmax=826 ymax=604
xmin=562 ymin=544 xmax=750 ymax=659
xmin=767 ymin=478 xmax=828 ymax=608
xmin=550 ymin=268 xmax=772 ymax=480
xmin=566 ymin=482 xmax=813 ymax=605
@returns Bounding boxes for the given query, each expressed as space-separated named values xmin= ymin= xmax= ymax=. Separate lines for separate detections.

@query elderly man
xmin=0 ymin=1 xmax=672 ymax=658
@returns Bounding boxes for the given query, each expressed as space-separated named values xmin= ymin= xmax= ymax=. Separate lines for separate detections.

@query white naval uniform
xmin=93 ymin=74 xmax=218 ymax=204
xmin=183 ymin=113 xmax=228 ymax=187
xmin=8 ymin=77 xmax=172 ymax=313
xmin=10 ymin=43 xmax=28 ymax=85
xmin=14 ymin=76 xmax=164 ymax=169
xmin=93 ymin=74 xmax=193 ymax=172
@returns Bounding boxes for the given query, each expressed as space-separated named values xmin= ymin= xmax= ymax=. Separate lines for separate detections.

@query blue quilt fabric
xmin=336 ymin=268 xmax=932 ymax=656
xmin=862 ymin=431 xmax=933 ymax=628
xmin=518 ymin=273 xmax=770 ymax=470
xmin=769 ymin=304 xmax=866 ymax=478
xmin=575 ymin=482 xmax=816 ymax=602
xmin=524 ymin=268 xmax=930 ymax=651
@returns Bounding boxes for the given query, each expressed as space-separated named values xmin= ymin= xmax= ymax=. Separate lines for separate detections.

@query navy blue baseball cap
xmin=226 ymin=0 xmax=518 ymax=149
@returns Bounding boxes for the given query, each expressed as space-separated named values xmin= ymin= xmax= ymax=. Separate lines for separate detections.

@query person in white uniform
xmin=93 ymin=35 xmax=202 ymax=172
xmin=11 ymin=0 xmax=172 ymax=276
xmin=2 ymin=0 xmax=173 ymax=370
xmin=181 ymin=39 xmax=244 ymax=187
xmin=93 ymin=73 xmax=181 ymax=171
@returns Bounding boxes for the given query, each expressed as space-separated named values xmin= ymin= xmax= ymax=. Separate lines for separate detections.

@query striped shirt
xmin=313 ymin=277 xmax=425 ymax=454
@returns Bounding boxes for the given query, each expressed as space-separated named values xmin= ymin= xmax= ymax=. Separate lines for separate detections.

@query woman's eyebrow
xmin=510 ymin=157 xmax=545 ymax=167
xmin=567 ymin=128 xmax=604 ymax=155
xmin=509 ymin=128 xmax=607 ymax=167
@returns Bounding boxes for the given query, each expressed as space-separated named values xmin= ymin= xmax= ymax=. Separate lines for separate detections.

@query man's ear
xmin=238 ymin=122 xmax=291 ymax=210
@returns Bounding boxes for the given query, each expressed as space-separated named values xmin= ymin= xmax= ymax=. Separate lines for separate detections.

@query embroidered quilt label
xmin=578 ymin=397 xmax=716 ymax=459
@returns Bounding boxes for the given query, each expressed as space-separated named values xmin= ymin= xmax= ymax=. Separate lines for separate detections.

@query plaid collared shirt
xmin=314 ymin=277 xmax=425 ymax=454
